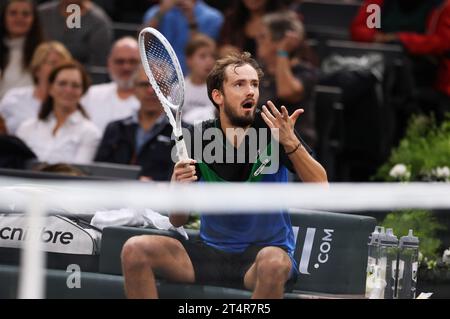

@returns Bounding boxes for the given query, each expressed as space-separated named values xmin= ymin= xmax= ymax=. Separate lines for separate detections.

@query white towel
xmin=91 ymin=208 xmax=188 ymax=239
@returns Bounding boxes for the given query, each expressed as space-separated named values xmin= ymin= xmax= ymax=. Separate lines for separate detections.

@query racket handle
xmin=176 ymin=139 xmax=189 ymax=161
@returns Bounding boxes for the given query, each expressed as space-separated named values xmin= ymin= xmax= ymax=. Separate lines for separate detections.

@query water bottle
xmin=365 ymin=226 xmax=383 ymax=298
xmin=379 ymin=228 xmax=399 ymax=299
xmin=397 ymin=230 xmax=419 ymax=299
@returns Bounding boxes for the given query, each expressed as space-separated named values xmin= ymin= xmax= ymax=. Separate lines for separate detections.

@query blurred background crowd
xmin=0 ymin=0 xmax=449 ymax=182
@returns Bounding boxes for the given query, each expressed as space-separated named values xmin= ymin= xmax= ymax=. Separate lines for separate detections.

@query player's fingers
xmin=175 ymin=165 xmax=196 ymax=176
xmin=290 ymin=109 xmax=304 ymax=124
xmin=177 ymin=171 xmax=196 ymax=180
xmin=267 ymin=101 xmax=282 ymax=119
xmin=262 ymin=105 xmax=276 ymax=123
xmin=281 ymin=106 xmax=289 ymax=120
xmin=175 ymin=159 xmax=196 ymax=169
xmin=261 ymin=112 xmax=275 ymax=129
xmin=179 ymin=175 xmax=198 ymax=183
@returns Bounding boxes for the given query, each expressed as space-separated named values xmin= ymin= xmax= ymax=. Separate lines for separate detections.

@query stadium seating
xmin=316 ymin=40 xmax=408 ymax=181
xmin=299 ymin=0 xmax=362 ymax=40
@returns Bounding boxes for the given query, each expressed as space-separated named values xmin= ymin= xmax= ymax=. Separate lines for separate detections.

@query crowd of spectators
xmin=0 ymin=0 xmax=448 ymax=181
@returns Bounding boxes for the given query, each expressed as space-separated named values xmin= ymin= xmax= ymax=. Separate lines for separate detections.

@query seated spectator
xmin=38 ymin=0 xmax=113 ymax=67
xmin=256 ymin=11 xmax=318 ymax=147
xmin=81 ymin=37 xmax=140 ymax=133
xmin=95 ymin=67 xmax=177 ymax=181
xmin=351 ymin=0 xmax=450 ymax=120
xmin=16 ymin=62 xmax=101 ymax=164
xmin=143 ymin=0 xmax=224 ymax=74
xmin=183 ymin=33 xmax=217 ymax=125
xmin=219 ymin=0 xmax=287 ymax=57
xmin=0 ymin=41 xmax=73 ymax=135
xmin=0 ymin=0 xmax=44 ymax=98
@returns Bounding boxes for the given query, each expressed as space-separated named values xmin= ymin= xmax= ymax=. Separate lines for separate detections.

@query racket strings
xmin=144 ymin=33 xmax=183 ymax=107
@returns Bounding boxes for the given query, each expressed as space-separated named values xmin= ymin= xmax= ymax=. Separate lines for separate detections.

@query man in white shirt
xmin=81 ymin=37 xmax=140 ymax=133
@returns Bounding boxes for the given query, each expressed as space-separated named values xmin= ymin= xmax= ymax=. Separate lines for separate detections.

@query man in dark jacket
xmin=94 ymin=67 xmax=175 ymax=181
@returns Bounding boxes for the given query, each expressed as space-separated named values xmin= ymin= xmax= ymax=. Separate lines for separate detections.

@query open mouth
xmin=241 ymin=99 xmax=255 ymax=110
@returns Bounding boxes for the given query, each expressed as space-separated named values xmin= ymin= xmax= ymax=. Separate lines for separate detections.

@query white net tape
xmin=1 ymin=178 xmax=450 ymax=213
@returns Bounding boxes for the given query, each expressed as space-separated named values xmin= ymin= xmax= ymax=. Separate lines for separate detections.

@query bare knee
xmin=255 ymin=248 xmax=291 ymax=284
xmin=121 ymin=235 xmax=168 ymax=270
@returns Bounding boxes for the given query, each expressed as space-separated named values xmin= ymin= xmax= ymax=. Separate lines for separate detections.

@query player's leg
xmin=243 ymin=246 xmax=292 ymax=299
xmin=121 ymin=235 xmax=195 ymax=298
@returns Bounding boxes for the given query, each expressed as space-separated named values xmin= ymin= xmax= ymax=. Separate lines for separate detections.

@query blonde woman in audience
xmin=0 ymin=41 xmax=73 ymax=135
xmin=0 ymin=0 xmax=44 ymax=98
xmin=17 ymin=62 xmax=100 ymax=164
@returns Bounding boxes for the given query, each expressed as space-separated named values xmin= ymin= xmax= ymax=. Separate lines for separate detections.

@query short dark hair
xmin=206 ymin=52 xmax=263 ymax=109
xmin=38 ymin=62 xmax=91 ymax=120
xmin=262 ymin=11 xmax=304 ymax=42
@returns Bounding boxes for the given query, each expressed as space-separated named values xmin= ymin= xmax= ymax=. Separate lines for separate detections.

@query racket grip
xmin=176 ymin=139 xmax=189 ymax=161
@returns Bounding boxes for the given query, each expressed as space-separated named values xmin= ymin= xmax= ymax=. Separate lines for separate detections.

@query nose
xmin=247 ymin=84 xmax=255 ymax=97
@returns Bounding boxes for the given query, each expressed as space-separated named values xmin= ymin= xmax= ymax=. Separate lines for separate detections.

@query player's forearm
xmin=283 ymin=137 xmax=328 ymax=185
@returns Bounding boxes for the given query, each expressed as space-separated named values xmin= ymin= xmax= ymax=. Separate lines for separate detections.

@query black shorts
xmin=181 ymin=240 xmax=297 ymax=290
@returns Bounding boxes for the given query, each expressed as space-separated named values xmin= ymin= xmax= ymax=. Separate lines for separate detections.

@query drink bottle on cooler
xmin=397 ymin=230 xmax=419 ymax=299
xmin=379 ymin=228 xmax=399 ymax=299
xmin=365 ymin=226 xmax=384 ymax=298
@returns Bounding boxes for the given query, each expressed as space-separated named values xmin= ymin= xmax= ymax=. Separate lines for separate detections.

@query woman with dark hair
xmin=218 ymin=0 xmax=288 ymax=57
xmin=16 ymin=62 xmax=101 ymax=164
xmin=0 ymin=0 xmax=44 ymax=98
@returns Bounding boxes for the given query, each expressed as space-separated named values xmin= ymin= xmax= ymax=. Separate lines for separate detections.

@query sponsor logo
xmin=298 ymin=228 xmax=334 ymax=275
xmin=0 ymin=226 xmax=74 ymax=245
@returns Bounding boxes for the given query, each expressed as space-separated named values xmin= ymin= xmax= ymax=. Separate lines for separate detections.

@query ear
xmin=211 ymin=89 xmax=223 ymax=107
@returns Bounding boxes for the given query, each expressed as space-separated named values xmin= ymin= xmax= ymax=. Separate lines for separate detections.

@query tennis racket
xmin=138 ymin=27 xmax=189 ymax=161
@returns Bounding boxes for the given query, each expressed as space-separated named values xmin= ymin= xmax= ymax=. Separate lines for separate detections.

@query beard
xmin=111 ymin=74 xmax=134 ymax=90
xmin=223 ymin=98 xmax=256 ymax=128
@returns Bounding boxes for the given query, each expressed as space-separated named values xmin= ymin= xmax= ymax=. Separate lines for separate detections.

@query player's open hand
xmin=261 ymin=101 xmax=304 ymax=146
xmin=171 ymin=159 xmax=197 ymax=183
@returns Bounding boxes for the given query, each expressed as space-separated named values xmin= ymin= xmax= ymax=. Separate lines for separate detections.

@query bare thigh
xmin=122 ymin=235 xmax=196 ymax=284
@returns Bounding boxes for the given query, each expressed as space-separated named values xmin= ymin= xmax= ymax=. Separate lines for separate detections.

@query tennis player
xmin=121 ymin=52 xmax=328 ymax=299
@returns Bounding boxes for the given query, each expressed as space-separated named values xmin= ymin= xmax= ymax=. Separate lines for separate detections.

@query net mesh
xmin=143 ymin=31 xmax=183 ymax=107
